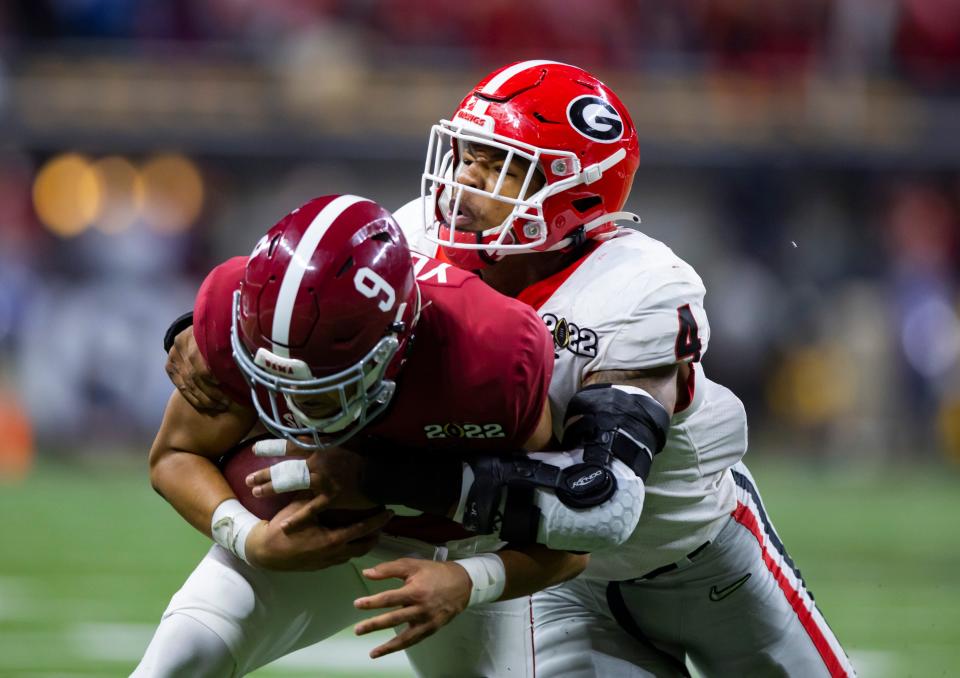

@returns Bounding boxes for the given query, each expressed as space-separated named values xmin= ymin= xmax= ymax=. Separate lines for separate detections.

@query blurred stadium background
xmin=0 ymin=1 xmax=958 ymax=676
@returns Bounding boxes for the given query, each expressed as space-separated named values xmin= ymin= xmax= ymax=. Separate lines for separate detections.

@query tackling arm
xmin=356 ymin=367 xmax=677 ymax=552
xmin=450 ymin=365 xmax=678 ymax=552
xmin=259 ymin=367 xmax=677 ymax=553
xmin=165 ymin=323 xmax=231 ymax=414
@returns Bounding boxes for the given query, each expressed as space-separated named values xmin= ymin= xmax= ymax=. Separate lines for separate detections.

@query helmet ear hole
xmin=572 ymin=196 xmax=602 ymax=213
xmin=268 ymin=234 xmax=281 ymax=257
xmin=335 ymin=257 xmax=354 ymax=278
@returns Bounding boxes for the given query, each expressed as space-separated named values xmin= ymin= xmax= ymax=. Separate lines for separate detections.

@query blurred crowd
xmin=1 ymin=0 xmax=959 ymax=88
xmin=0 ymin=0 xmax=958 ymax=472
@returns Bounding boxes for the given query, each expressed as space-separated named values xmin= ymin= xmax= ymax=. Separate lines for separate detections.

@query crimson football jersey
xmin=193 ymin=253 xmax=553 ymax=542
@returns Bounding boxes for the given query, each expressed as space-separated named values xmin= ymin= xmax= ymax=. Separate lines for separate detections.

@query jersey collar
xmin=515 ymin=241 xmax=601 ymax=311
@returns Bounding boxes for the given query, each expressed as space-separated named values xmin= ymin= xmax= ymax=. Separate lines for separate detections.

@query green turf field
xmin=1 ymin=456 xmax=957 ymax=677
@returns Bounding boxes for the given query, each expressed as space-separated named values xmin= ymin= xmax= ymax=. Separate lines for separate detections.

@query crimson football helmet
xmin=421 ymin=60 xmax=640 ymax=270
xmin=230 ymin=195 xmax=420 ymax=448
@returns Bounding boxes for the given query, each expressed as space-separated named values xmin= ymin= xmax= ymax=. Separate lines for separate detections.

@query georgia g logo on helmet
xmin=566 ymin=95 xmax=624 ymax=143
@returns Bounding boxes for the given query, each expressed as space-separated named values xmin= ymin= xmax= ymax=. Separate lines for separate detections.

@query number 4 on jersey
xmin=675 ymin=304 xmax=702 ymax=362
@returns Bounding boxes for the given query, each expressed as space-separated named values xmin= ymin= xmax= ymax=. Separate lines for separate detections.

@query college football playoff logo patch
xmin=543 ymin=313 xmax=598 ymax=358
xmin=566 ymin=95 xmax=624 ymax=143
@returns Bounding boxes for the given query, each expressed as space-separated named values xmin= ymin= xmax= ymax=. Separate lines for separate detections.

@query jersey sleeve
xmin=392 ymin=197 xmax=439 ymax=257
xmin=586 ymin=260 xmax=711 ymax=372
xmin=192 ymin=256 xmax=251 ymax=405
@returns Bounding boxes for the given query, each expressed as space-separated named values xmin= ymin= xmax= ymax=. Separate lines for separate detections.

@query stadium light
xmin=32 ymin=153 xmax=102 ymax=237
xmin=140 ymin=153 xmax=204 ymax=234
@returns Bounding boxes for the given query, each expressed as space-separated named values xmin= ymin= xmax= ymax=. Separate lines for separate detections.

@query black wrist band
xmin=163 ymin=311 xmax=194 ymax=354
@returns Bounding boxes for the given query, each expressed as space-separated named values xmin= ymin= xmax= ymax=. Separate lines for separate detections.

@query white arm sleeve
xmin=527 ymin=451 xmax=644 ymax=552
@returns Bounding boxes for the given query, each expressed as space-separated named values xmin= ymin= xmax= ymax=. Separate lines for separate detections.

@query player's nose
xmin=455 ymin=162 xmax=485 ymax=189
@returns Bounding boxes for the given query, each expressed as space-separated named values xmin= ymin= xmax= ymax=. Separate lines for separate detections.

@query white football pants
xmin=131 ymin=544 xmax=534 ymax=677
xmin=533 ymin=464 xmax=857 ymax=677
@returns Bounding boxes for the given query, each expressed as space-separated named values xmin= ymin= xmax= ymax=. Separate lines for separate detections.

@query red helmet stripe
xmin=271 ymin=194 xmax=370 ymax=357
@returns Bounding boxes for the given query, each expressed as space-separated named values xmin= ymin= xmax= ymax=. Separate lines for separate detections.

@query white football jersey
xmin=394 ymin=198 xmax=748 ymax=578
xmin=393 ymin=197 xmax=437 ymax=255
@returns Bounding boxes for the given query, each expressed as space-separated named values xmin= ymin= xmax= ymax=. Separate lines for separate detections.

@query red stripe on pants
xmin=732 ymin=502 xmax=848 ymax=678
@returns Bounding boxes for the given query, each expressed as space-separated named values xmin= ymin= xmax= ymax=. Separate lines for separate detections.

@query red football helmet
xmin=230 ymin=195 xmax=420 ymax=448
xmin=421 ymin=60 xmax=640 ymax=270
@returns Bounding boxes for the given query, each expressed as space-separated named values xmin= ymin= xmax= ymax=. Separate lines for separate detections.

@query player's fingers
xmin=174 ymin=378 xmax=204 ymax=411
xmin=165 ymin=354 xmax=194 ymax=402
xmin=268 ymin=459 xmax=311 ymax=494
xmin=359 ymin=558 xmax=417 ymax=582
xmin=355 ymin=606 xmax=421 ymax=637
xmin=279 ymin=495 xmax=333 ymax=533
xmin=368 ymin=623 xmax=435 ymax=658
xmin=254 ymin=473 xmax=322 ymax=499
xmin=330 ymin=510 xmax=394 ymax=544
xmin=195 ymin=377 xmax=229 ymax=410
xmin=190 ymin=359 xmax=220 ymax=385
xmin=185 ymin=381 xmax=225 ymax=413
xmin=174 ymin=327 xmax=229 ymax=409
xmin=164 ymin=351 xmax=180 ymax=383
xmin=245 ymin=467 xmax=271 ymax=490
xmin=176 ymin=379 xmax=219 ymax=414
xmin=250 ymin=480 xmax=276 ymax=497
xmin=166 ymin=354 xmax=226 ymax=414
xmin=180 ymin=332 xmax=217 ymax=383
xmin=252 ymin=438 xmax=289 ymax=457
xmin=354 ymin=586 xmax=412 ymax=611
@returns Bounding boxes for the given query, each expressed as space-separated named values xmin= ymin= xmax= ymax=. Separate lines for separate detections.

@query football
xmin=218 ymin=435 xmax=311 ymax=520
xmin=218 ymin=436 xmax=383 ymax=527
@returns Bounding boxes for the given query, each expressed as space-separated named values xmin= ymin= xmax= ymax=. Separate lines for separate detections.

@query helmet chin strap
xmin=583 ymin=210 xmax=641 ymax=232
xmin=444 ymin=210 xmax=640 ymax=264
xmin=545 ymin=211 xmax=642 ymax=252
xmin=579 ymin=148 xmax=626 ymax=185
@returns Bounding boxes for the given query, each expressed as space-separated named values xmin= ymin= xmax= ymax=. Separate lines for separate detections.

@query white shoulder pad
xmin=528 ymin=452 xmax=644 ymax=552
xmin=556 ymin=231 xmax=710 ymax=370
xmin=392 ymin=197 xmax=438 ymax=257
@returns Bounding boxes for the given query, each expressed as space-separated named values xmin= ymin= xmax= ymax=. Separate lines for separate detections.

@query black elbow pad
xmin=561 ymin=383 xmax=670 ymax=481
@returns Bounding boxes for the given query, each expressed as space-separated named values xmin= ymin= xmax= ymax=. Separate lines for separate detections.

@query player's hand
xmin=353 ymin=559 xmax=472 ymax=658
xmin=165 ymin=326 xmax=231 ymax=413
xmin=245 ymin=500 xmax=393 ymax=572
xmin=246 ymin=441 xmax=377 ymax=533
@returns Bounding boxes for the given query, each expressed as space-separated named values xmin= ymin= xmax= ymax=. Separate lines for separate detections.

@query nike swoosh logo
xmin=709 ymin=573 xmax=751 ymax=601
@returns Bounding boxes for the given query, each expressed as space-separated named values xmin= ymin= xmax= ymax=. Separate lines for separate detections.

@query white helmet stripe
xmin=271 ymin=194 xmax=369 ymax=357
xmin=472 ymin=59 xmax=568 ymax=116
